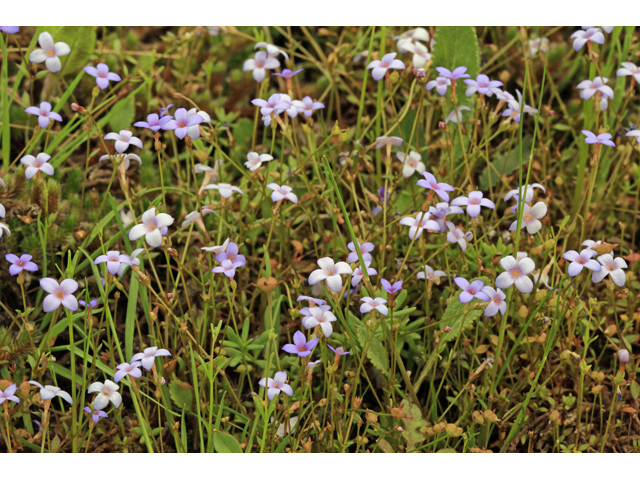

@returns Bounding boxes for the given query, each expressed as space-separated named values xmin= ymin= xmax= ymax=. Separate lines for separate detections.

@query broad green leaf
xmin=213 ymin=431 xmax=242 ymax=453
xmin=109 ymin=94 xmax=136 ymax=132
xmin=356 ymin=325 xmax=389 ymax=376
xmin=399 ymin=400 xmax=428 ymax=451
xmin=169 ymin=380 xmax=193 ymax=412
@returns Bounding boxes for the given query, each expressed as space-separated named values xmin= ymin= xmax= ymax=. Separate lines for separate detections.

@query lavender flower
xmin=0 ymin=384 xmax=19 ymax=405
xmin=618 ymin=349 xmax=630 ymax=364
xmin=347 ymin=241 xmax=375 ymax=264
xmin=83 ymin=63 xmax=121 ymax=89
xmin=399 ymin=212 xmax=439 ymax=240
xmin=131 ymin=346 xmax=171 ymax=371
xmin=451 ymin=191 xmax=495 ymax=218
xmin=582 ymin=130 xmax=615 ymax=147
xmin=215 ymin=242 xmax=246 ymax=266
xmin=464 ymin=74 xmax=503 ymax=97
xmin=563 ymin=248 xmax=602 ymax=277
xmin=429 ymin=202 xmax=463 ymax=232
xmin=502 ymin=90 xmax=537 ymax=122
xmin=375 ymin=136 xmax=403 ymax=150
xmin=79 ymin=299 xmax=99 ymax=309
xmin=134 ymin=113 xmax=173 ymax=132
xmin=454 ymin=277 xmax=490 ymax=304
xmin=296 ymin=295 xmax=326 ymax=306
xmin=446 ymin=222 xmax=473 ymax=252
xmin=0 ymin=27 xmax=19 ymax=34
xmin=272 ymin=68 xmax=303 ymax=79
xmin=435 ymin=66 xmax=470 ymax=87
xmin=417 ymin=265 xmax=446 ymax=283
xmin=328 ymin=345 xmax=350 ymax=357
xmin=367 ymin=53 xmax=405 ymax=81
xmin=40 ymin=278 xmax=78 ymax=312
xmin=201 ymin=238 xmax=230 ymax=255
xmin=29 ymin=32 xmax=70 ymax=73
xmin=25 ymin=102 xmax=62 ymax=129
xmin=94 ymin=250 xmax=133 ymax=275
xmin=84 ymin=407 xmax=108 ymax=424
xmin=351 ymin=260 xmax=377 ymax=287
xmin=292 ymin=96 xmax=325 ymax=117
xmin=159 ymin=104 xmax=173 ymax=117
xmin=212 ymin=259 xmax=244 ymax=278
xmin=114 ymin=361 xmax=143 ymax=383
xmin=163 ymin=108 xmax=204 ymax=140
xmin=282 ymin=331 xmax=319 ymax=357
xmin=426 ymin=77 xmax=451 ymax=96
xmin=416 ymin=172 xmax=455 ymax=202
xmin=381 ymin=278 xmax=403 ymax=295
xmin=481 ymin=287 xmax=507 ymax=317
xmin=6 ymin=254 xmax=38 ymax=276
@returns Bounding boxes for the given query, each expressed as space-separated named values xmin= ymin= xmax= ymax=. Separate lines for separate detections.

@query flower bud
xmin=71 ymin=103 xmax=87 ymax=114
xmin=618 ymin=349 xmax=630 ymax=364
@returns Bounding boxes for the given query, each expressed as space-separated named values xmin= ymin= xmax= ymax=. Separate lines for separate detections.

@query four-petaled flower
xmin=21 ymin=153 xmax=55 ymax=179
xmin=245 ymin=152 xmax=274 ymax=172
xmin=351 ymin=260 xmax=377 ymax=287
xmin=114 ymin=361 xmax=143 ymax=383
xmin=381 ymin=278 xmax=403 ymax=295
xmin=0 ymin=384 xmax=19 ymax=405
xmin=212 ymin=259 xmax=244 ymax=278
xmin=481 ymin=287 xmax=507 ymax=317
xmin=87 ymin=380 xmax=122 ymax=410
xmin=582 ymin=130 xmax=615 ymax=147
xmin=308 ymin=257 xmax=353 ymax=293
xmin=134 ymin=113 xmax=173 ymax=132
xmin=95 ymin=250 xmax=133 ymax=275
xmin=571 ymin=28 xmax=605 ymax=52
xmin=563 ymin=248 xmax=602 ymax=277
xmin=502 ymin=89 xmax=538 ymax=122
xmin=28 ymin=381 xmax=72 ymax=404
xmin=426 ymin=76 xmax=451 ymax=96
xmin=417 ymin=172 xmax=455 ymax=201
xmin=617 ymin=62 xmax=640 ymax=83
xmin=258 ymin=372 xmax=293 ymax=401
xmin=104 ymin=130 xmax=143 ymax=154
xmin=292 ymin=96 xmax=325 ymax=117
xmin=375 ymin=136 xmax=403 ymax=150
xmin=301 ymin=306 xmax=337 ymax=337
xmin=451 ymin=191 xmax=495 ymax=218
xmin=496 ymin=253 xmax=535 ymax=293
xmin=84 ymin=63 xmax=121 ymax=89
xmin=347 ymin=241 xmax=375 ymax=264
xmin=282 ymin=331 xmax=319 ymax=357
xmin=436 ymin=66 xmax=470 ymax=84
xmin=40 ymin=278 xmax=78 ymax=312
xmin=131 ymin=346 xmax=172 ymax=371
xmin=591 ymin=254 xmax=627 ymax=286
xmin=367 ymin=53 xmax=405 ymax=81
xmin=417 ymin=265 xmax=446 ymax=283
xmin=163 ymin=108 xmax=204 ymax=140
xmin=273 ymin=68 xmax=303 ymax=79
xmin=128 ymin=207 xmax=174 ymax=248
xmin=203 ymin=183 xmax=244 ymax=199
xmin=464 ymin=74 xmax=503 ymax=97
xmin=509 ymin=201 xmax=547 ymax=235
xmin=29 ymin=32 xmax=70 ymax=73
xmin=25 ymin=102 xmax=63 ymax=129
xmin=244 ymin=51 xmax=280 ymax=82
xmin=267 ymin=184 xmax=298 ymax=204
xmin=6 ymin=254 xmax=38 ymax=276
xmin=454 ymin=277 xmax=490 ymax=304
xmin=360 ymin=297 xmax=388 ymax=316
xmin=399 ymin=212 xmax=439 ymax=240
xmin=84 ymin=407 xmax=108 ymax=424
xmin=397 ymin=150 xmax=426 ymax=178
xmin=328 ymin=345 xmax=350 ymax=357
xmin=215 ymin=242 xmax=246 ymax=266
xmin=446 ymin=221 xmax=473 ymax=252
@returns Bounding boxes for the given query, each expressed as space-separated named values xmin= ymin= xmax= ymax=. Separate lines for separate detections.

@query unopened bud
xmin=618 ymin=349 xmax=630 ymax=364
xmin=71 ymin=103 xmax=87 ymax=114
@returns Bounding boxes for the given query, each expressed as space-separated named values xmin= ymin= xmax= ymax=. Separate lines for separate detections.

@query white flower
xmin=582 ymin=239 xmax=602 ymax=251
xmin=20 ymin=153 xmax=54 ymax=179
xmin=40 ymin=278 xmax=78 ymax=312
xmin=302 ymin=306 xmax=337 ymax=337
xmin=496 ymin=254 xmax=535 ymax=293
xmin=481 ymin=287 xmax=507 ymax=317
xmin=360 ymin=297 xmax=388 ymax=316
xmin=245 ymin=152 xmax=274 ymax=172
xmin=445 ymin=105 xmax=471 ymax=124
xmin=446 ymin=221 xmax=473 ymax=252
xmin=104 ymin=130 xmax=143 ymax=154
xmin=570 ymin=28 xmax=605 ymax=52
xmin=201 ymin=238 xmax=230 ymax=254
xmin=128 ymin=207 xmax=175 ymax=248
xmin=273 ymin=416 xmax=298 ymax=437
xmin=399 ymin=212 xmax=439 ymax=240
xmin=187 ymin=108 xmax=210 ymax=139
xmin=528 ymin=37 xmax=549 ymax=56
xmin=181 ymin=209 xmax=213 ymax=228
xmin=28 ymin=381 xmax=72 ymax=404
xmin=0 ymin=223 xmax=9 ymax=238
xmin=308 ymin=257 xmax=353 ymax=293
xmin=131 ymin=346 xmax=172 ymax=370
xmin=120 ymin=209 xmax=134 ymax=227
xmin=258 ymin=371 xmax=293 ymax=401
xmin=450 ymin=191 xmax=495 ymax=218
xmin=99 ymin=153 xmax=142 ymax=171
xmin=88 ymin=380 xmax=122 ymax=410
xmin=509 ymin=201 xmax=547 ymax=234
xmin=397 ymin=150 xmax=426 ymax=178
xmin=402 ymin=41 xmax=432 ymax=68
xmin=203 ymin=183 xmax=244 ymax=199
xmin=267 ymin=183 xmax=298 ymax=204
xmin=351 ymin=261 xmax=377 ymax=287
xmin=255 ymin=42 xmax=289 ymax=60
xmin=118 ymin=248 xmax=144 ymax=276
xmin=29 ymin=31 xmax=70 ymax=73
xmin=374 ymin=136 xmax=403 ymax=149
xmin=617 ymin=62 xmax=640 ymax=83
xmin=417 ymin=265 xmax=446 ymax=284
xmin=243 ymin=51 xmax=280 ymax=82
xmin=591 ymin=254 xmax=627 ymax=286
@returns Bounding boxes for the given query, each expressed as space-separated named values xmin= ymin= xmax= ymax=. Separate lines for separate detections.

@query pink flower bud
xmin=438 ymin=121 xmax=446 ymax=129
xmin=443 ymin=326 xmax=452 ymax=333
